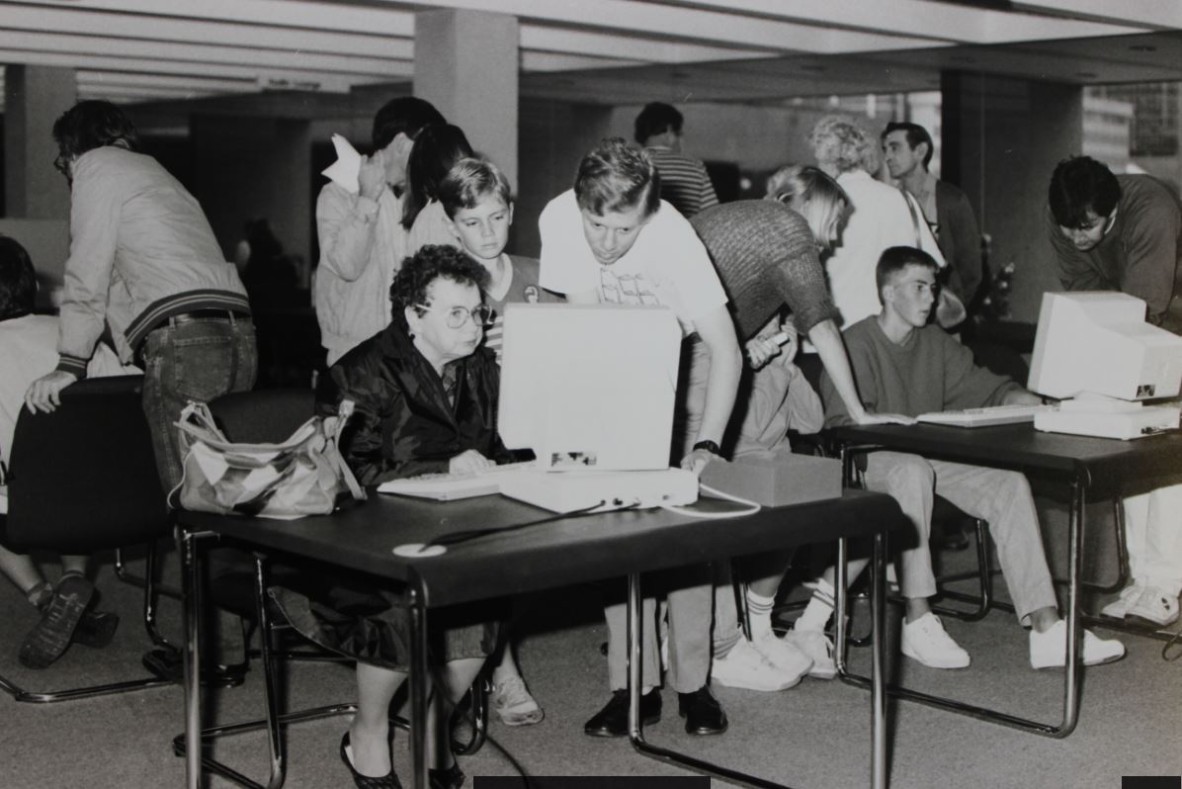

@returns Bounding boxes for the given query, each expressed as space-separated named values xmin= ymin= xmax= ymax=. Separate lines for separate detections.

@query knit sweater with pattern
xmin=691 ymin=200 xmax=840 ymax=339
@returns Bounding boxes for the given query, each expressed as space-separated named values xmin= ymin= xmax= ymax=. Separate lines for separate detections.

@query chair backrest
xmin=3 ymin=375 xmax=168 ymax=553
xmin=206 ymin=388 xmax=315 ymax=443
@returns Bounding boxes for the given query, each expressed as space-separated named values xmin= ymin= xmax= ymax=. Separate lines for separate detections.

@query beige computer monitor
xmin=498 ymin=303 xmax=683 ymax=470
xmin=1027 ymin=292 xmax=1182 ymax=401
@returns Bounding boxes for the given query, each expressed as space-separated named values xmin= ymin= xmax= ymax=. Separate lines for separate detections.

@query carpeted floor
xmin=3 ymin=527 xmax=1180 ymax=789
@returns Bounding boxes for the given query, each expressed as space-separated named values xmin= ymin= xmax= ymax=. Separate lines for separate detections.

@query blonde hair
xmin=765 ymin=164 xmax=846 ymax=213
xmin=808 ymin=115 xmax=879 ymax=175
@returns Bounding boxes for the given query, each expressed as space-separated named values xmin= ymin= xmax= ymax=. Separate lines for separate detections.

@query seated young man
xmin=799 ymin=246 xmax=1125 ymax=670
xmin=0 ymin=236 xmax=131 ymax=668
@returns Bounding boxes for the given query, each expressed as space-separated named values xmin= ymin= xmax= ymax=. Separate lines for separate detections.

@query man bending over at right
xmin=799 ymin=246 xmax=1126 ymax=670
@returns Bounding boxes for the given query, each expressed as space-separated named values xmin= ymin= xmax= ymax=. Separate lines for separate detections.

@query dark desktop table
xmin=830 ymin=421 xmax=1182 ymax=737
xmin=178 ymin=487 xmax=906 ymax=789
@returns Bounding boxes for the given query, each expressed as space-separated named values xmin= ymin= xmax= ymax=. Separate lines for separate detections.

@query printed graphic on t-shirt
xmin=599 ymin=267 xmax=660 ymax=307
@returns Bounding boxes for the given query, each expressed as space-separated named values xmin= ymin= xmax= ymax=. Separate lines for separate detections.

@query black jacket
xmin=316 ymin=319 xmax=510 ymax=485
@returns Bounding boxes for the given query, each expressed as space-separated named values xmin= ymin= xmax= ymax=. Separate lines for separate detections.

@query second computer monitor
xmin=498 ymin=303 xmax=683 ymax=470
xmin=1027 ymin=291 xmax=1182 ymax=401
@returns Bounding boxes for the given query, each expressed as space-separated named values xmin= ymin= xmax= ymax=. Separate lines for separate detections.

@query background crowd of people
xmin=0 ymin=94 xmax=1178 ymax=789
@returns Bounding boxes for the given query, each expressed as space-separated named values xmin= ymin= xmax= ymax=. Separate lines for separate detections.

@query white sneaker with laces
xmin=1029 ymin=619 xmax=1126 ymax=669
xmin=783 ymin=628 xmax=837 ymax=680
xmin=712 ymin=638 xmax=801 ymax=692
xmin=1099 ymin=584 xmax=1143 ymax=620
xmin=750 ymin=631 xmax=813 ymax=682
xmin=492 ymin=675 xmax=544 ymax=726
xmin=1127 ymin=586 xmax=1180 ymax=626
xmin=900 ymin=612 xmax=971 ymax=669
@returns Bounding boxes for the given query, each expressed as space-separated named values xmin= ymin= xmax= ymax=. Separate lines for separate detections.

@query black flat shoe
xmin=583 ymin=688 xmax=661 ymax=737
xmin=429 ymin=762 xmax=465 ymax=789
xmin=678 ymin=687 xmax=728 ymax=735
xmin=340 ymin=732 xmax=401 ymax=789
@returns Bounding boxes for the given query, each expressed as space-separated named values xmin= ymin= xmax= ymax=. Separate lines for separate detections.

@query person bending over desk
xmin=272 ymin=245 xmax=507 ymax=789
xmin=797 ymin=246 xmax=1125 ymax=670
xmin=1047 ymin=155 xmax=1182 ymax=627
xmin=689 ymin=170 xmax=910 ymax=691
xmin=539 ymin=138 xmax=740 ymax=739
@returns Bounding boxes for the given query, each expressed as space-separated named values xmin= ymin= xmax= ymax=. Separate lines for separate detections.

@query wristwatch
xmin=692 ymin=439 xmax=721 ymax=456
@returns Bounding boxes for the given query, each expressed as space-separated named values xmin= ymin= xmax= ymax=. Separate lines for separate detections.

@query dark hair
xmin=52 ymin=100 xmax=140 ymax=160
xmin=401 ymin=124 xmax=475 ymax=230
xmin=390 ymin=244 xmax=490 ymax=313
xmin=371 ymin=96 xmax=445 ymax=152
xmin=634 ymin=102 xmax=683 ymax=144
xmin=882 ymin=121 xmax=934 ymax=169
xmin=438 ymin=158 xmax=512 ymax=220
xmin=1048 ymin=155 xmax=1121 ymax=229
xmin=574 ymin=138 xmax=660 ymax=219
xmin=0 ymin=236 xmax=37 ymax=321
xmin=876 ymin=246 xmax=940 ymax=295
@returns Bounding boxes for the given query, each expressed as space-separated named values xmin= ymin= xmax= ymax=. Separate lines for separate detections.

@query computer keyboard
xmin=916 ymin=403 xmax=1057 ymax=428
xmin=376 ymin=460 xmax=537 ymax=501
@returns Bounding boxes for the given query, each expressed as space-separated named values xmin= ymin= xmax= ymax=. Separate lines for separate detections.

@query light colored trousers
xmin=863 ymin=452 xmax=1059 ymax=624
xmin=1122 ymin=483 xmax=1182 ymax=596
xmin=604 ymin=337 xmax=713 ymax=693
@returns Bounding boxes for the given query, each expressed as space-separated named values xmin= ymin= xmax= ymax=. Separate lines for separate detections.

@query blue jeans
xmin=141 ymin=315 xmax=257 ymax=491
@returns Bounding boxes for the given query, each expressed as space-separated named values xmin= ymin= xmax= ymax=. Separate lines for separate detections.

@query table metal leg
xmin=835 ymin=477 xmax=1087 ymax=738
xmin=870 ymin=534 xmax=887 ymax=789
xmin=625 ymin=566 xmax=886 ymax=789
xmin=409 ymin=577 xmax=429 ymax=789
xmin=181 ymin=527 xmax=209 ymax=789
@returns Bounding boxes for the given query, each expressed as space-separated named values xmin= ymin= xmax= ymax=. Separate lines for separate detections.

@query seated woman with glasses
xmin=273 ymin=243 xmax=509 ymax=789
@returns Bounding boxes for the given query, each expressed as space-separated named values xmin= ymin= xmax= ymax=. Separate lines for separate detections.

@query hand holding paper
xmin=321 ymin=133 xmax=363 ymax=194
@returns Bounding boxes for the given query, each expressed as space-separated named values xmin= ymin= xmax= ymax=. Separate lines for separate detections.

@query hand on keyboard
xmin=856 ymin=411 xmax=916 ymax=427
xmin=917 ymin=403 xmax=1057 ymax=428
xmin=449 ymin=449 xmax=494 ymax=475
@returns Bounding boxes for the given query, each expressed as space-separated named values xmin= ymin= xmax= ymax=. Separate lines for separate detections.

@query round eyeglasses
xmin=418 ymin=303 xmax=493 ymax=329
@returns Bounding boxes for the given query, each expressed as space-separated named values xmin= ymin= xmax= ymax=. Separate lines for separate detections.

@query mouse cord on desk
xmin=421 ymin=501 xmax=639 ymax=551
xmin=660 ymin=484 xmax=761 ymax=519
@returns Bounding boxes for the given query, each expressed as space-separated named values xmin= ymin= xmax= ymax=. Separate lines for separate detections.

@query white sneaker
xmin=749 ymin=631 xmax=813 ymax=682
xmin=1127 ymin=586 xmax=1180 ymax=626
xmin=1029 ymin=620 xmax=1125 ymax=669
xmin=1099 ymin=584 xmax=1143 ymax=620
xmin=901 ymin=613 xmax=971 ymax=669
xmin=783 ymin=628 xmax=837 ymax=680
xmin=491 ymin=675 xmax=544 ymax=726
xmin=712 ymin=638 xmax=802 ymax=692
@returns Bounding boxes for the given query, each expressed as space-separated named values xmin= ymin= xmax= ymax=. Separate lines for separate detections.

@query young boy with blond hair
xmin=438 ymin=158 xmax=560 ymax=363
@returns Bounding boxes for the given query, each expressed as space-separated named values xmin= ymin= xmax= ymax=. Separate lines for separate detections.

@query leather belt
xmin=169 ymin=309 xmax=247 ymax=326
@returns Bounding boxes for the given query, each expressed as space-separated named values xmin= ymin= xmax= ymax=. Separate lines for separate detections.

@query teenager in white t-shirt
xmin=538 ymin=138 xmax=742 ymax=738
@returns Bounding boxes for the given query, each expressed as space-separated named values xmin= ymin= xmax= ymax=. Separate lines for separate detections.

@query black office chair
xmin=0 ymin=375 xmax=175 ymax=703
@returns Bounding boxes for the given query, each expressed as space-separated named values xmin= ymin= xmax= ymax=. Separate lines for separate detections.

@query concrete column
xmin=414 ymin=8 xmax=518 ymax=190
xmin=942 ymin=71 xmax=1083 ymax=323
xmin=4 ymin=65 xmax=75 ymax=219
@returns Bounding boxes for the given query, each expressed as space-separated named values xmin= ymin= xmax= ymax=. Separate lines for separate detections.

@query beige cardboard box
xmin=700 ymin=448 xmax=841 ymax=507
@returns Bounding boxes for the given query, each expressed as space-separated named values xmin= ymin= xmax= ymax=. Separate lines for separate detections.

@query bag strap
xmin=901 ymin=187 xmax=923 ymax=247
xmin=327 ymin=399 xmax=366 ymax=502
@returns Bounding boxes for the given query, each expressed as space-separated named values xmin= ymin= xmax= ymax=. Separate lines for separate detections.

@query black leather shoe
xmin=678 ymin=687 xmax=728 ymax=735
xmin=340 ymin=732 xmax=401 ymax=789
xmin=583 ymin=688 xmax=661 ymax=737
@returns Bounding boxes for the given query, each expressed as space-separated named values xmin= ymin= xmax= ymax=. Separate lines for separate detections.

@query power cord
xmin=419 ymin=501 xmax=639 ymax=552
xmin=659 ymin=482 xmax=762 ymax=519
